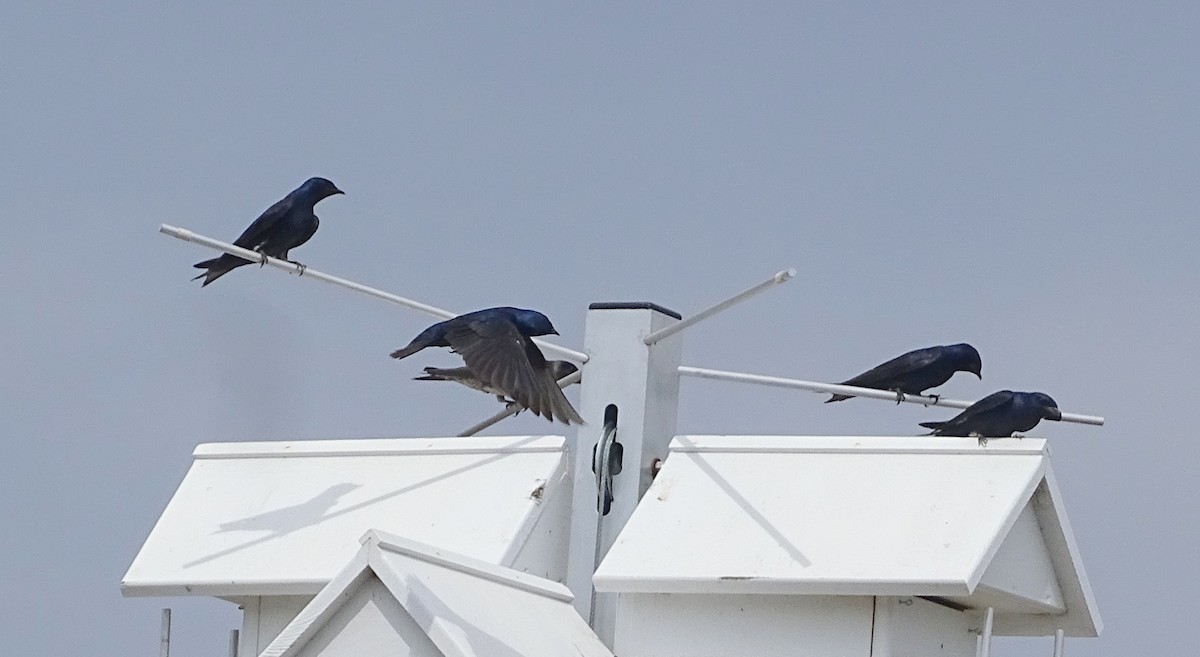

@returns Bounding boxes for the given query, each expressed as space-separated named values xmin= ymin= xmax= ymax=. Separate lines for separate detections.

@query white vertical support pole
xmin=159 ymin=608 xmax=171 ymax=657
xmin=1053 ymin=628 xmax=1065 ymax=657
xmin=979 ymin=606 xmax=995 ymax=657
xmin=870 ymin=597 xmax=893 ymax=657
xmin=566 ymin=302 xmax=683 ymax=647
xmin=239 ymin=597 xmax=261 ymax=657
xmin=229 ymin=629 xmax=240 ymax=657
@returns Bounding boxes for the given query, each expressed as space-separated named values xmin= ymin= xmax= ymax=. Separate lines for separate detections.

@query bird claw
xmin=294 ymin=262 xmax=306 ymax=276
xmin=505 ymin=400 xmax=524 ymax=415
xmin=926 ymin=393 xmax=940 ymax=405
xmin=894 ymin=391 xmax=906 ymax=405
xmin=977 ymin=436 xmax=989 ymax=447
xmin=258 ymin=252 xmax=269 ymax=267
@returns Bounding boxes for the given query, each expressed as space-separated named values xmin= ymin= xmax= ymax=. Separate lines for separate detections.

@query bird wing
xmin=230 ymin=196 xmax=294 ymax=250
xmin=446 ymin=317 xmax=583 ymax=424
xmin=842 ymin=348 xmax=941 ymax=388
xmin=286 ymin=215 xmax=319 ymax=253
xmin=940 ymin=390 xmax=1014 ymax=430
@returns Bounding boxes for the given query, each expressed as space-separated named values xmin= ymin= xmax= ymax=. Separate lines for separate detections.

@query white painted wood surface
xmin=614 ymin=593 xmax=872 ymax=657
xmin=294 ymin=577 xmax=440 ymax=657
xmin=122 ymin=436 xmax=568 ymax=597
xmin=260 ymin=530 xmax=613 ymax=657
xmin=566 ymin=304 xmax=683 ymax=643
xmin=594 ymin=435 xmax=1100 ymax=637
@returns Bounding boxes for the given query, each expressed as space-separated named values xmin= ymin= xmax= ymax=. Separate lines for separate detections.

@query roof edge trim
xmin=365 ymin=530 xmax=574 ymax=603
xmin=671 ymin=435 xmax=1048 ymax=456
xmin=192 ymin=435 xmax=566 ymax=459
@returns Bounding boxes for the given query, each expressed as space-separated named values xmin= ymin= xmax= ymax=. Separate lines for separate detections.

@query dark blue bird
xmin=192 ymin=177 xmax=343 ymax=286
xmin=826 ymin=343 xmax=983 ymax=403
xmin=391 ymin=307 xmax=585 ymax=425
xmin=920 ymin=390 xmax=1062 ymax=441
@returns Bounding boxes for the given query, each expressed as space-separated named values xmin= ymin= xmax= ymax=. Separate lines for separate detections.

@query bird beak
xmin=1047 ymin=406 xmax=1063 ymax=421
xmin=333 ymin=188 xmax=345 ymax=195
xmin=550 ymin=329 xmax=560 ymax=335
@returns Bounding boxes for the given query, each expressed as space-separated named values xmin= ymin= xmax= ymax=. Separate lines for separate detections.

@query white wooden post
xmin=979 ymin=606 xmax=995 ymax=657
xmin=239 ymin=597 xmax=260 ymax=657
xmin=566 ymin=303 xmax=683 ymax=647
xmin=870 ymin=597 xmax=894 ymax=657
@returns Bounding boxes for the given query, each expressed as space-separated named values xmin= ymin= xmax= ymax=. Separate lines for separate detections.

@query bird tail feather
xmin=919 ymin=421 xmax=945 ymax=430
xmin=556 ymin=397 xmax=585 ymax=425
xmin=825 ymin=394 xmax=852 ymax=403
xmin=413 ymin=367 xmax=450 ymax=381
xmin=390 ymin=343 xmax=423 ymax=360
xmin=191 ymin=254 xmax=252 ymax=287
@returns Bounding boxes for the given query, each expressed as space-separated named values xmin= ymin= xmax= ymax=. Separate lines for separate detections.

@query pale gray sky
xmin=2 ymin=3 xmax=1196 ymax=655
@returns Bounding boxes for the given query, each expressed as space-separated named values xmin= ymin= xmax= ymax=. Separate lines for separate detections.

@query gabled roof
xmin=592 ymin=436 xmax=1101 ymax=637
xmin=122 ymin=436 xmax=567 ymax=597
xmin=260 ymin=530 xmax=614 ymax=657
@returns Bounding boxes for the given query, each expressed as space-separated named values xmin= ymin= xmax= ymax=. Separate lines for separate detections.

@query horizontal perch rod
xmin=159 ymin=224 xmax=588 ymax=363
xmin=643 ymin=268 xmax=796 ymax=345
xmin=677 ymin=365 xmax=1104 ymax=426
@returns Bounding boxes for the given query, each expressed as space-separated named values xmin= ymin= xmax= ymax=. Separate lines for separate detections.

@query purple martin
xmin=192 ymin=177 xmax=343 ymax=286
xmin=391 ymin=307 xmax=585 ymax=425
xmin=826 ymin=343 xmax=982 ymax=403
xmin=920 ymin=390 xmax=1061 ymax=442
xmin=415 ymin=361 xmax=579 ymax=408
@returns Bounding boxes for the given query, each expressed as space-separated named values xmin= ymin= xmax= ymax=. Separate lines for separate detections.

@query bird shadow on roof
xmin=183 ymin=437 xmax=544 ymax=570
xmin=216 ymin=483 xmax=361 ymax=534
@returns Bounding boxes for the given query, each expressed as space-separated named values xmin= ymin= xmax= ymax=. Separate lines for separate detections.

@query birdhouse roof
xmin=122 ymin=435 xmax=566 ymax=598
xmin=592 ymin=435 xmax=1101 ymax=637
xmin=259 ymin=529 xmax=614 ymax=657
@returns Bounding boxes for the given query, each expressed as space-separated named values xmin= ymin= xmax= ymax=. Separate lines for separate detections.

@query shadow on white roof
xmin=122 ymin=436 xmax=566 ymax=597
xmin=593 ymin=435 xmax=1100 ymax=637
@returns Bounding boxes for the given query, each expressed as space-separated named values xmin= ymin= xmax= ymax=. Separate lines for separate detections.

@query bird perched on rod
xmin=391 ymin=307 xmax=585 ymax=425
xmin=415 ymin=361 xmax=580 ymax=409
xmin=192 ymin=177 xmax=344 ymax=286
xmin=920 ymin=390 xmax=1062 ymax=444
xmin=825 ymin=343 xmax=982 ymax=403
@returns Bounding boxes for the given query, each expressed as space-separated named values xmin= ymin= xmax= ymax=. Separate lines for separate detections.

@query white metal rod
xmin=159 ymin=608 xmax=171 ymax=657
xmin=229 ymin=629 xmax=240 ymax=657
xmin=643 ymin=268 xmax=796 ymax=345
xmin=980 ymin=606 xmax=995 ymax=657
xmin=159 ymin=224 xmax=588 ymax=363
xmin=678 ymin=365 xmax=1105 ymax=426
xmin=458 ymin=369 xmax=583 ymax=436
xmin=1053 ymin=628 xmax=1065 ymax=657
